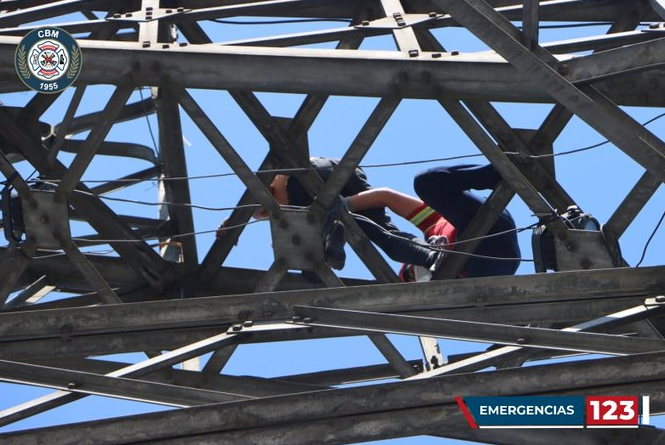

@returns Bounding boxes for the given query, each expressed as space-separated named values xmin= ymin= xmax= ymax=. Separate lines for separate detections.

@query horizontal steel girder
xmin=292 ymin=305 xmax=665 ymax=355
xmin=2 ymin=351 xmax=665 ymax=444
xmin=0 ymin=266 xmax=663 ymax=345
xmin=1 ymin=36 xmax=665 ymax=106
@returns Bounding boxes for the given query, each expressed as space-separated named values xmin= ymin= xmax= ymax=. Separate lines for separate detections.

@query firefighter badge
xmin=15 ymin=27 xmax=82 ymax=93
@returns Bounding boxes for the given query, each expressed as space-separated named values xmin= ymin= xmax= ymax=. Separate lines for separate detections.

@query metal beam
xmin=606 ymin=171 xmax=662 ymax=239
xmin=432 ymin=0 xmax=665 ymax=185
xmin=433 ymin=181 xmax=515 ymax=280
xmin=368 ymin=333 xmax=418 ymax=378
xmin=274 ymin=360 xmax=423 ymax=386
xmin=0 ymin=359 xmax=247 ymax=407
xmin=227 ymin=89 xmax=399 ymax=282
xmin=293 ymin=305 xmax=665 ymax=355
xmin=37 ymin=356 xmax=324 ymax=396
xmin=2 ymin=276 xmax=55 ymax=310
xmin=175 ymin=88 xmax=281 ymax=216
xmin=55 ymin=86 xmax=134 ymax=193
xmin=0 ymin=329 xmax=238 ymax=427
xmin=409 ymin=298 xmax=665 ymax=378
xmin=1 ymin=266 xmax=664 ymax=343
xmin=380 ymin=0 xmax=421 ymax=52
xmin=0 ymin=0 xmax=123 ymax=27
xmin=59 ymin=239 xmax=120 ymax=304
xmin=0 ymin=109 xmax=175 ymax=291
xmin=439 ymin=426 xmax=663 ymax=445
xmin=0 ymin=246 xmax=30 ymax=307
xmin=521 ymin=0 xmax=539 ymax=49
xmin=196 ymin=35 xmax=362 ymax=281
xmin=202 ymin=343 xmax=238 ymax=374
xmin=2 ymin=38 xmax=665 ymax=106
xmin=155 ymin=88 xmax=198 ymax=267
xmin=48 ymin=85 xmax=86 ymax=164
xmin=3 ymin=351 xmax=665 ymax=444
xmin=565 ymin=34 xmax=665 ymax=84
xmin=440 ymin=99 xmax=564 ymax=231
xmin=652 ymin=0 xmax=665 ymax=20
xmin=309 ymin=95 xmax=400 ymax=214
xmin=465 ymin=100 xmax=576 ymax=211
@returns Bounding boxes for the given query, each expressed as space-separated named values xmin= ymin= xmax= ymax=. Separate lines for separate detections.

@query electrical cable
xmin=502 ymin=111 xmax=665 ymax=160
xmin=90 ymin=193 xmax=261 ymax=212
xmin=437 ymin=221 xmax=540 ymax=248
xmin=349 ymin=211 xmax=537 ymax=262
xmin=29 ymin=167 xmax=312 ymax=185
xmin=33 ymin=218 xmax=267 ymax=249
xmin=18 ymin=109 xmax=665 ymax=188
xmin=138 ymin=87 xmax=159 ymax=156
xmin=428 ymin=246 xmax=534 ymax=262
xmin=359 ymin=153 xmax=485 ymax=168
xmin=25 ymin=169 xmax=38 ymax=182
xmin=36 ymin=185 xmax=262 ymax=212
xmin=635 ymin=207 xmax=665 ymax=267
xmin=210 ymin=18 xmax=352 ymax=25
xmin=518 ymin=22 xmax=614 ymax=30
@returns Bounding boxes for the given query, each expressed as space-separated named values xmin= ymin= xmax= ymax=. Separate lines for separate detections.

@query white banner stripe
xmin=642 ymin=395 xmax=650 ymax=425
xmin=478 ymin=426 xmax=584 ymax=429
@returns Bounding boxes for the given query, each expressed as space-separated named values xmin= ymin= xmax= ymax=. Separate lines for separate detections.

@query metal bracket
xmin=419 ymin=336 xmax=445 ymax=370
xmin=554 ymin=229 xmax=616 ymax=271
xmin=22 ymin=190 xmax=70 ymax=250
xmin=643 ymin=23 xmax=665 ymax=33
xmin=270 ymin=208 xmax=325 ymax=271
xmin=355 ymin=13 xmax=442 ymax=30
xmin=107 ymin=7 xmax=189 ymax=23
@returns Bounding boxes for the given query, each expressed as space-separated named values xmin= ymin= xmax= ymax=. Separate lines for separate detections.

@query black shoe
xmin=324 ymin=221 xmax=346 ymax=270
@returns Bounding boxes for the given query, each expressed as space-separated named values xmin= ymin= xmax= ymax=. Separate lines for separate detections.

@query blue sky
xmin=1 ymin=12 xmax=664 ymax=444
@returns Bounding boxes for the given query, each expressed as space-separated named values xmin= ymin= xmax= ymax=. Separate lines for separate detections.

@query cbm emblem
xmin=15 ymin=27 xmax=82 ymax=93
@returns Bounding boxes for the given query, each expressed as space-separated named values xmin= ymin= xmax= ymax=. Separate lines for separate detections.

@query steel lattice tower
xmin=1 ymin=0 xmax=665 ymax=444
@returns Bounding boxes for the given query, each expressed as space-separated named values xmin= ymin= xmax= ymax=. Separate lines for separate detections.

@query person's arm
xmin=346 ymin=187 xmax=444 ymax=237
xmin=217 ymin=174 xmax=290 ymax=238
xmin=251 ymin=174 xmax=290 ymax=219
xmin=346 ymin=187 xmax=424 ymax=220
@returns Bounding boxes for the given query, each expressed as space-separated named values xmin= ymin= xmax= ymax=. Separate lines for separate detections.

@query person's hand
xmin=216 ymin=218 xmax=231 ymax=240
xmin=252 ymin=206 xmax=268 ymax=220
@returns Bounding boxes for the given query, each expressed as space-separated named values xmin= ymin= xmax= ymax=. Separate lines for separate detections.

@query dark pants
xmin=353 ymin=214 xmax=438 ymax=267
xmin=413 ymin=164 xmax=521 ymax=277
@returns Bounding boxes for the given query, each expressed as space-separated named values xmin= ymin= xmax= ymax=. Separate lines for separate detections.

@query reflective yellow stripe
xmin=409 ymin=206 xmax=436 ymax=226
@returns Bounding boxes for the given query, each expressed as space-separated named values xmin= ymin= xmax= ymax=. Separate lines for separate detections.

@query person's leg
xmin=352 ymin=214 xmax=439 ymax=268
xmin=413 ymin=165 xmax=487 ymax=232
xmin=414 ymin=165 xmax=520 ymax=277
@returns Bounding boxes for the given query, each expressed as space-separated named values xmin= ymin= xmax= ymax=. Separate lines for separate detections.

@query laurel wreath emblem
xmin=16 ymin=45 xmax=30 ymax=79
xmin=66 ymin=44 xmax=80 ymax=79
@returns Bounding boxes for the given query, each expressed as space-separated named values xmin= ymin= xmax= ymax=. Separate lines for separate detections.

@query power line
xmin=636 ymin=207 xmax=665 ymax=267
xmin=30 ymin=219 xmax=268 ymax=249
xmin=19 ymin=110 xmax=665 ymax=187
xmin=519 ymin=22 xmax=614 ymax=30
xmin=30 ymin=167 xmax=311 ymax=185
xmin=210 ymin=18 xmax=352 ymax=25
xmin=360 ymin=153 xmax=485 ymax=168
xmin=503 ymin=111 xmax=665 ymax=160
xmin=36 ymin=186 xmax=262 ymax=212
xmin=430 ymin=247 xmax=534 ymax=262
xmin=91 ymin=193 xmax=260 ymax=212
xmin=138 ymin=87 xmax=159 ymax=156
